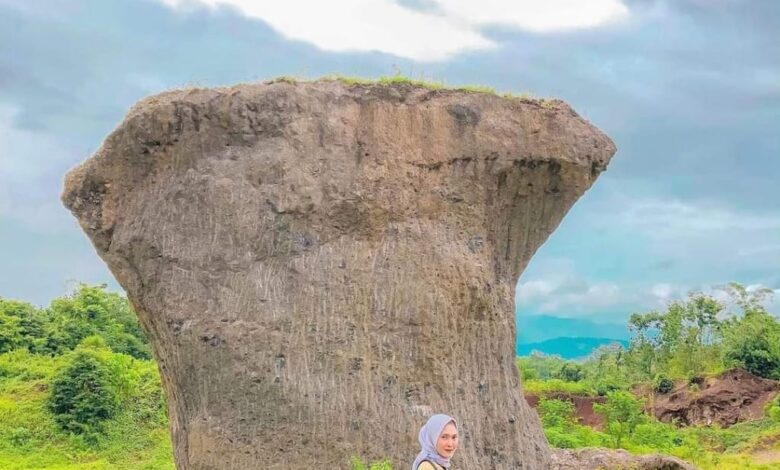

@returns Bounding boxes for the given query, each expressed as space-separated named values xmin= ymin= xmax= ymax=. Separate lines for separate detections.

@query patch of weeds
xmin=456 ymin=84 xmax=496 ymax=94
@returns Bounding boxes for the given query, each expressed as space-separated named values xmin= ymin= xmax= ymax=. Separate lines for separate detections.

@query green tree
xmin=517 ymin=353 xmax=568 ymax=380
xmin=557 ymin=362 xmax=584 ymax=382
xmin=723 ymin=282 xmax=774 ymax=313
xmin=593 ymin=390 xmax=647 ymax=448
xmin=625 ymin=293 xmax=724 ymax=381
xmin=583 ymin=344 xmax=630 ymax=394
xmin=47 ymin=346 xmax=122 ymax=436
xmin=721 ymin=309 xmax=780 ymax=379
xmin=537 ymin=397 xmax=576 ymax=428
xmin=43 ymin=284 xmax=151 ymax=359
xmin=0 ymin=299 xmax=45 ymax=353
xmin=0 ymin=308 xmax=23 ymax=353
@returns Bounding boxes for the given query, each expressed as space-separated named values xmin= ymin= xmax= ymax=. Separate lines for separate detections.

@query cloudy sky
xmin=1 ymin=0 xmax=778 ymax=323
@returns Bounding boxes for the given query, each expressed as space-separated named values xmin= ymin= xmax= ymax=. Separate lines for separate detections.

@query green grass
xmin=523 ymin=378 xmax=596 ymax=395
xmin=4 ymin=348 xmax=779 ymax=469
xmin=0 ymin=350 xmax=173 ymax=470
xmin=265 ymin=74 xmax=549 ymax=103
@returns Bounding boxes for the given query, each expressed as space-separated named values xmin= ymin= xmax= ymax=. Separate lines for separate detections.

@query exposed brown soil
xmin=526 ymin=392 xmax=606 ymax=429
xmin=648 ymin=369 xmax=780 ymax=427
xmin=528 ymin=369 xmax=780 ymax=433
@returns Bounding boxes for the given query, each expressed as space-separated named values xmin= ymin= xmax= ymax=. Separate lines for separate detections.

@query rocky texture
xmin=651 ymin=368 xmax=780 ymax=427
xmin=552 ymin=448 xmax=698 ymax=470
xmin=62 ymin=79 xmax=616 ymax=469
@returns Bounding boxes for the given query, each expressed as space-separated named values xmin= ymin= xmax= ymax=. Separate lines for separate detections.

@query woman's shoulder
xmin=417 ymin=462 xmax=444 ymax=470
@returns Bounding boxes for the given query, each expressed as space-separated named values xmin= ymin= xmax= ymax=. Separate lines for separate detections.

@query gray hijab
xmin=411 ymin=414 xmax=457 ymax=470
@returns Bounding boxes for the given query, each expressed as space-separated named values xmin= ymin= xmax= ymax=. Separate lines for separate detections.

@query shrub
xmin=721 ymin=310 xmax=780 ymax=380
xmin=557 ymin=363 xmax=584 ymax=382
xmin=47 ymin=348 xmax=121 ymax=436
xmin=350 ymin=457 xmax=393 ymax=470
xmin=537 ymin=398 xmax=575 ymax=428
xmin=766 ymin=394 xmax=780 ymax=422
xmin=656 ymin=376 xmax=674 ymax=394
xmin=523 ymin=378 xmax=593 ymax=395
xmin=688 ymin=376 xmax=704 ymax=386
xmin=544 ymin=423 xmax=606 ymax=449
xmin=594 ymin=390 xmax=647 ymax=448
xmin=595 ymin=381 xmax=622 ymax=397
xmin=544 ymin=427 xmax=580 ymax=448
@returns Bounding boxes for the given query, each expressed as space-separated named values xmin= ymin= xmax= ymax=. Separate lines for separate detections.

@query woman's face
xmin=436 ymin=422 xmax=459 ymax=459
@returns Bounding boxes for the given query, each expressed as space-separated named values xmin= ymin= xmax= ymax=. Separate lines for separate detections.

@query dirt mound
xmin=651 ymin=368 xmax=780 ymax=427
xmin=526 ymin=393 xmax=606 ymax=429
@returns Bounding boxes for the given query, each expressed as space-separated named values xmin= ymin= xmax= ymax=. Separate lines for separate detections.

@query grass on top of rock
xmin=267 ymin=74 xmax=548 ymax=102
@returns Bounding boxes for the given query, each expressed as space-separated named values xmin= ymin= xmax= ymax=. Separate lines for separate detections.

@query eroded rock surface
xmin=63 ymin=79 xmax=616 ymax=469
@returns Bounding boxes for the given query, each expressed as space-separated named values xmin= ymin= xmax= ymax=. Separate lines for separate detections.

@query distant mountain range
xmin=515 ymin=314 xmax=631 ymax=358
xmin=517 ymin=336 xmax=629 ymax=359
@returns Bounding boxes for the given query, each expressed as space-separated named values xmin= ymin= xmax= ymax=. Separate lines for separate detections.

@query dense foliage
xmin=1 ymin=282 xmax=778 ymax=469
xmin=48 ymin=346 xmax=121 ymax=436
xmin=521 ymin=283 xmax=780 ymax=394
xmin=0 ymin=285 xmax=170 ymax=469
xmin=0 ymin=285 xmax=151 ymax=359
xmin=520 ymin=282 xmax=780 ymax=469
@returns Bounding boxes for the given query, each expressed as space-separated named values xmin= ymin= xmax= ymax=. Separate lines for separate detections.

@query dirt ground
xmin=526 ymin=369 xmax=780 ymax=430
xmin=648 ymin=368 xmax=780 ymax=427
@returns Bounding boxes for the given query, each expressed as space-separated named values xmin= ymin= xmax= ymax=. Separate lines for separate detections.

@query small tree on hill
xmin=48 ymin=347 xmax=121 ymax=437
xmin=593 ymin=390 xmax=647 ymax=448
xmin=537 ymin=397 xmax=576 ymax=428
xmin=557 ymin=362 xmax=584 ymax=382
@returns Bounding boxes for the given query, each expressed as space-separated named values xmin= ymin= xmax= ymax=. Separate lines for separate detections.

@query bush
xmin=722 ymin=310 xmax=780 ymax=380
xmin=689 ymin=376 xmax=704 ymax=386
xmin=594 ymin=390 xmax=647 ymax=448
xmin=524 ymin=378 xmax=593 ymax=395
xmin=656 ymin=376 xmax=674 ymax=394
xmin=595 ymin=381 xmax=622 ymax=397
xmin=47 ymin=348 xmax=121 ymax=436
xmin=544 ymin=427 xmax=581 ymax=448
xmin=766 ymin=394 xmax=780 ymax=422
xmin=557 ymin=363 xmax=584 ymax=382
xmin=350 ymin=457 xmax=393 ymax=470
xmin=537 ymin=398 xmax=575 ymax=428
xmin=544 ymin=423 xmax=606 ymax=449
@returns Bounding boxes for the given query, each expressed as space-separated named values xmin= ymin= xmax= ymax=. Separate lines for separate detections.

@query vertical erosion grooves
xmin=62 ymin=80 xmax=616 ymax=469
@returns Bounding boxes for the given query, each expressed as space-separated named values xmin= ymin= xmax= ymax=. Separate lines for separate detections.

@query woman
xmin=411 ymin=414 xmax=459 ymax=470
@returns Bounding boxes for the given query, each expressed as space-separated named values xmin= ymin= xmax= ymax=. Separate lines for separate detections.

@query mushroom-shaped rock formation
xmin=63 ymin=79 xmax=616 ymax=469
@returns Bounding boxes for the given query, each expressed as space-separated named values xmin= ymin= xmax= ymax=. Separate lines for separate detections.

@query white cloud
xmin=618 ymin=199 xmax=780 ymax=238
xmin=538 ymin=281 xmax=621 ymax=312
xmin=517 ymin=258 xmax=624 ymax=314
xmin=519 ymin=272 xmax=780 ymax=320
xmin=650 ymin=283 xmax=676 ymax=303
xmin=158 ymin=0 xmax=629 ymax=61
xmin=516 ymin=279 xmax=556 ymax=301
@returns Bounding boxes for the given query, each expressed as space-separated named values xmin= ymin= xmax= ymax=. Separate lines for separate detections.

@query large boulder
xmin=552 ymin=448 xmax=698 ymax=470
xmin=62 ymin=79 xmax=616 ymax=469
